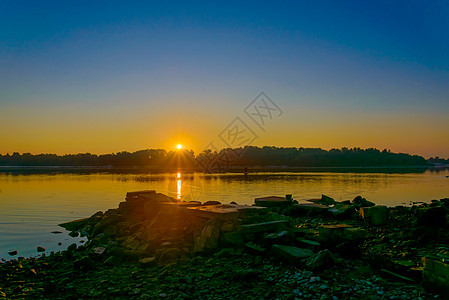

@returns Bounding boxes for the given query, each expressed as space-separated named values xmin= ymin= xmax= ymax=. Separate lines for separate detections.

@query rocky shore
xmin=1 ymin=191 xmax=449 ymax=299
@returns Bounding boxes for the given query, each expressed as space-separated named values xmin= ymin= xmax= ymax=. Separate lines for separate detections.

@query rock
xmin=417 ymin=206 xmax=447 ymax=227
xmin=8 ymin=250 xmax=18 ymax=256
xmin=296 ymin=238 xmax=321 ymax=251
xmin=289 ymin=203 xmax=328 ymax=216
xmin=319 ymin=224 xmax=366 ymax=244
xmin=271 ymin=244 xmax=314 ymax=265
xmin=220 ymin=221 xmax=235 ymax=232
xmin=215 ymin=248 xmax=238 ymax=257
xmin=51 ymin=231 xmax=62 ymax=234
xmin=58 ymin=218 xmax=89 ymax=231
xmin=245 ymin=242 xmax=266 ymax=254
xmin=422 ymin=256 xmax=449 ymax=295
xmin=221 ymin=231 xmax=245 ymax=247
xmin=318 ymin=194 xmax=336 ymax=205
xmin=360 ymin=206 xmax=388 ymax=225
xmin=67 ymin=243 xmax=77 ymax=252
xmin=254 ymin=196 xmax=291 ymax=208
xmin=73 ymin=256 xmax=94 ymax=270
xmin=37 ymin=246 xmax=46 ymax=252
xmin=139 ymin=257 xmax=156 ymax=266
xmin=352 ymin=196 xmax=375 ymax=208
xmin=193 ymin=219 xmax=221 ymax=252
xmin=202 ymin=201 xmax=221 ymax=206
xmin=58 ymin=242 xmax=62 ymax=246
xmin=239 ymin=220 xmax=289 ymax=234
xmin=305 ymin=249 xmax=335 ymax=271
xmin=68 ymin=231 xmax=79 ymax=238
xmin=328 ymin=203 xmax=356 ymax=218
xmin=263 ymin=230 xmax=290 ymax=245
xmin=93 ymin=247 xmax=106 ymax=255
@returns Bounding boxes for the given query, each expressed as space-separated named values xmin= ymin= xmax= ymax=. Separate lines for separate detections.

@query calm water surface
xmin=1 ymin=170 xmax=448 ymax=259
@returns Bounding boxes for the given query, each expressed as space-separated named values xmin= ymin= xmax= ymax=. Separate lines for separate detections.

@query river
xmin=0 ymin=169 xmax=448 ymax=259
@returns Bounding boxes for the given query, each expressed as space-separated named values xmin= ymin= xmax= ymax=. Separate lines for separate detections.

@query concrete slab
xmin=187 ymin=204 xmax=267 ymax=220
xmin=255 ymin=196 xmax=290 ymax=207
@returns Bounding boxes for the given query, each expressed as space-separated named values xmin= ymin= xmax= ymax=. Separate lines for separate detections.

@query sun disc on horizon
xmin=176 ymin=144 xmax=182 ymax=150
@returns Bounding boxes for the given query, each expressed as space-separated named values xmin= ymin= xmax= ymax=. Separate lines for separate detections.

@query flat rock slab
xmin=239 ymin=220 xmax=289 ymax=234
xmin=255 ymin=196 xmax=290 ymax=207
xmin=271 ymin=244 xmax=314 ymax=264
xmin=126 ymin=190 xmax=156 ymax=197
xmin=187 ymin=204 xmax=265 ymax=220
xmin=59 ymin=218 xmax=89 ymax=231
xmin=290 ymin=203 xmax=329 ymax=216
xmin=176 ymin=201 xmax=202 ymax=208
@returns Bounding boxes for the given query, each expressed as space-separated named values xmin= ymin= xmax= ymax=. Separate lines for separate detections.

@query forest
xmin=0 ymin=146 xmax=432 ymax=168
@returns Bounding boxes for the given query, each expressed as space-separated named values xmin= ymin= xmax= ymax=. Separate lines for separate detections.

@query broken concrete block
xmin=319 ymin=224 xmax=366 ymax=244
xmin=422 ymin=257 xmax=449 ymax=296
xmin=254 ymin=196 xmax=290 ymax=207
xmin=271 ymin=244 xmax=314 ymax=265
xmin=221 ymin=231 xmax=245 ymax=247
xmin=296 ymin=238 xmax=321 ymax=251
xmin=193 ymin=219 xmax=221 ymax=252
xmin=360 ymin=205 xmax=388 ymax=225
xmin=289 ymin=203 xmax=328 ymax=216
xmin=239 ymin=220 xmax=289 ymax=234
xmin=305 ymin=249 xmax=335 ymax=271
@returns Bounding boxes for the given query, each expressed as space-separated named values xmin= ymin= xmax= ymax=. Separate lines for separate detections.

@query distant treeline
xmin=0 ymin=147 xmax=431 ymax=168
xmin=428 ymin=157 xmax=449 ymax=165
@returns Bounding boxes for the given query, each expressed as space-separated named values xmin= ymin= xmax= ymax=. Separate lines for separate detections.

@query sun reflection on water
xmin=176 ymin=172 xmax=181 ymax=200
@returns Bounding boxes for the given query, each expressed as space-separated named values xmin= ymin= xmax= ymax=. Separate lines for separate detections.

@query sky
xmin=1 ymin=1 xmax=448 ymax=158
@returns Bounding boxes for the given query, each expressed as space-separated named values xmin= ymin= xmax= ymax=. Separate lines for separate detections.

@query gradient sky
xmin=1 ymin=1 xmax=448 ymax=158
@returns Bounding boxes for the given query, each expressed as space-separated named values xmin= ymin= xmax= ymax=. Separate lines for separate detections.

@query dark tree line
xmin=0 ymin=146 xmax=430 ymax=168
xmin=228 ymin=146 xmax=428 ymax=167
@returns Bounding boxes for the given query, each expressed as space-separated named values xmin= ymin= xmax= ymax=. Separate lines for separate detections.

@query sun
xmin=176 ymin=144 xmax=183 ymax=150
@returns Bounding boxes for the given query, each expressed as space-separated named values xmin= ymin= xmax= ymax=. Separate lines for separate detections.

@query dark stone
xmin=8 ymin=250 xmax=18 ymax=256
xmin=67 ymin=243 xmax=77 ymax=252
xmin=289 ymin=203 xmax=328 ymax=216
xmin=254 ymin=196 xmax=290 ymax=208
xmin=328 ymin=203 xmax=356 ymax=218
xmin=58 ymin=218 xmax=89 ymax=232
xmin=37 ymin=246 xmax=46 ymax=252
xmin=263 ymin=230 xmax=290 ymax=245
xmin=245 ymin=242 xmax=266 ymax=254
xmin=352 ymin=196 xmax=375 ymax=208
xmin=73 ymin=256 xmax=94 ymax=270
xmin=417 ymin=206 xmax=447 ymax=227
xmin=271 ymin=244 xmax=314 ymax=265
xmin=239 ymin=220 xmax=289 ymax=234
xmin=360 ymin=205 xmax=388 ymax=225
xmin=221 ymin=231 xmax=245 ymax=247
xmin=318 ymin=194 xmax=336 ymax=205
xmin=296 ymin=238 xmax=321 ymax=251
xmin=68 ymin=231 xmax=79 ymax=238
xmin=305 ymin=249 xmax=335 ymax=271
xmin=202 ymin=201 xmax=221 ymax=206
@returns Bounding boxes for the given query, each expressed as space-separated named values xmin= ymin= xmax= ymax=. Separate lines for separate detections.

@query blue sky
xmin=1 ymin=1 xmax=448 ymax=157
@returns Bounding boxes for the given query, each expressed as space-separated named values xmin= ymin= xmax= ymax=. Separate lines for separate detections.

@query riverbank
xmin=2 ymin=191 xmax=449 ymax=299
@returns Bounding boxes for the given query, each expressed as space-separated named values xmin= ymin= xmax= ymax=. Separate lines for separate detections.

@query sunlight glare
xmin=176 ymin=144 xmax=182 ymax=150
